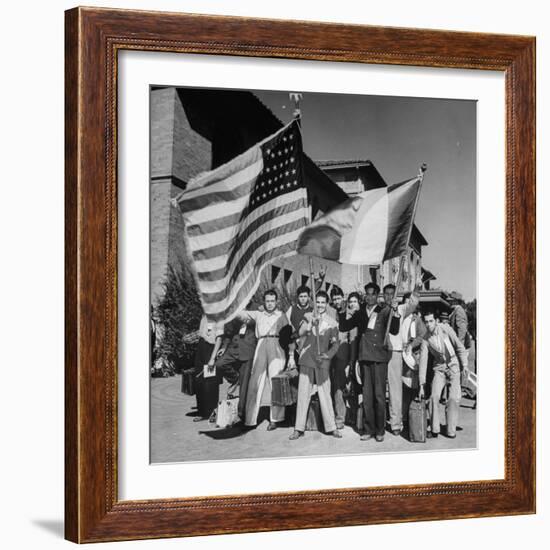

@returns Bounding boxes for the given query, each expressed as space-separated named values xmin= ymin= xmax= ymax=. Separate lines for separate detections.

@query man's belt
xmin=259 ymin=335 xmax=279 ymax=339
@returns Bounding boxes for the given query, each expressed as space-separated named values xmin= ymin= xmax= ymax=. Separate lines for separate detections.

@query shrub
xmin=155 ymin=264 xmax=203 ymax=373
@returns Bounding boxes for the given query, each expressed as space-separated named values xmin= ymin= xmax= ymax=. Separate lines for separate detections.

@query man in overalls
xmin=238 ymin=289 xmax=290 ymax=430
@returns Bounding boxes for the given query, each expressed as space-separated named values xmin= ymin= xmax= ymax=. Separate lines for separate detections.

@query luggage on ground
xmin=271 ymin=370 xmax=298 ymax=407
xmin=196 ymin=374 xmax=219 ymax=419
xmin=408 ymin=398 xmax=427 ymax=442
xmin=181 ymin=368 xmax=196 ymax=395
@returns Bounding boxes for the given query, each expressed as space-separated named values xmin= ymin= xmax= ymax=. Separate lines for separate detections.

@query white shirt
xmin=387 ymin=304 xmax=408 ymax=351
xmin=241 ymin=309 xmax=289 ymax=339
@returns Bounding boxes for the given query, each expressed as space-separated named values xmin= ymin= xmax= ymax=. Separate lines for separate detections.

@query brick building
xmin=150 ymin=87 xmax=438 ymax=312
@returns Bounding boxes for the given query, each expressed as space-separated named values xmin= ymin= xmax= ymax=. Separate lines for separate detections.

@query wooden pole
xmin=290 ymin=92 xmax=321 ymax=355
xmin=309 ymin=256 xmax=322 ymax=355
xmin=384 ymin=164 xmax=427 ymax=342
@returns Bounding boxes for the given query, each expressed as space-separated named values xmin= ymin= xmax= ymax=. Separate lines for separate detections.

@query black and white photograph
xmin=149 ymin=86 xmax=477 ymax=463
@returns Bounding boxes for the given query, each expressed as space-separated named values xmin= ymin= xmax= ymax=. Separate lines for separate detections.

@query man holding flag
xmin=296 ymin=165 xmax=426 ymax=441
xmin=338 ymin=283 xmax=401 ymax=441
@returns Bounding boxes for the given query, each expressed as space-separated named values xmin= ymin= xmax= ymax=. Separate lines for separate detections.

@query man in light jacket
xmin=419 ymin=312 xmax=469 ymax=438
xmin=289 ymin=291 xmax=342 ymax=440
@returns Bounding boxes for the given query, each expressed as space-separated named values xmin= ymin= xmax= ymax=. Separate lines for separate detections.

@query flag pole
xmin=290 ymin=92 xmax=321 ymax=355
xmin=384 ymin=163 xmax=427 ymax=342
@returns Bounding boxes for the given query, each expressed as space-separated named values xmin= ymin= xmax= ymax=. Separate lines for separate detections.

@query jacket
xmin=419 ymin=323 xmax=469 ymax=384
xmin=298 ymin=312 xmax=339 ymax=369
xmin=449 ymin=305 xmax=468 ymax=344
xmin=338 ymin=303 xmax=400 ymax=363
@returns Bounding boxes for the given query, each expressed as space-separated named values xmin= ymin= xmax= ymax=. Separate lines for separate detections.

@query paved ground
xmin=151 ymin=374 xmax=477 ymax=463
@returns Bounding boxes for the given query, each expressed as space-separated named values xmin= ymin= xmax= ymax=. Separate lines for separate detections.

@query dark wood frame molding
xmin=65 ymin=6 xmax=536 ymax=543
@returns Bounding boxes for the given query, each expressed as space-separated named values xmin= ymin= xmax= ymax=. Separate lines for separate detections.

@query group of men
xmin=190 ymin=282 xmax=471 ymax=442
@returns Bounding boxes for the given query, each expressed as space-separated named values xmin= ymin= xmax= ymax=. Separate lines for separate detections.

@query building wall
xmin=150 ymin=88 xmax=175 ymax=179
xmin=150 ymin=87 xmax=212 ymax=305
xmin=171 ymin=91 xmax=212 ymax=184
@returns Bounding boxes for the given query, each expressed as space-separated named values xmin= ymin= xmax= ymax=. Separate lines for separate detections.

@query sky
xmin=254 ymin=90 xmax=477 ymax=301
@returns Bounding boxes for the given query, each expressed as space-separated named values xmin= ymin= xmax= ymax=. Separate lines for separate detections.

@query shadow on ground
xmin=31 ymin=519 xmax=64 ymax=539
xmin=199 ymin=425 xmax=246 ymax=440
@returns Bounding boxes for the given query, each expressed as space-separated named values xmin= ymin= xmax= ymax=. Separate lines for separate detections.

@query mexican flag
xmin=297 ymin=175 xmax=422 ymax=264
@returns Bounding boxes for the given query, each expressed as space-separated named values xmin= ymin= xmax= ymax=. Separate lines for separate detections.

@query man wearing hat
xmin=338 ymin=282 xmax=401 ymax=442
xmin=448 ymin=291 xmax=469 ymax=345
xmin=440 ymin=311 xmax=450 ymax=325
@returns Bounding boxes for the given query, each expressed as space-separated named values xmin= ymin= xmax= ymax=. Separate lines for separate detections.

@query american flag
xmin=173 ymin=120 xmax=309 ymax=323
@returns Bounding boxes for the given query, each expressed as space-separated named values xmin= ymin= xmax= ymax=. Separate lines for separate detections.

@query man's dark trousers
xmin=361 ymin=361 xmax=388 ymax=436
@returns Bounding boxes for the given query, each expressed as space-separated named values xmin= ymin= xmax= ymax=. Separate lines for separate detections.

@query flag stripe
xmin=383 ymin=178 xmax=421 ymax=261
xmin=186 ymin=209 xmax=246 ymax=238
xmin=180 ymin=155 xmax=263 ymax=203
xmin=198 ymin=222 xmax=307 ymax=294
xmin=177 ymin=174 xmax=258 ymax=213
xmin=202 ymin=245 xmax=298 ymax=317
xmin=182 ymin=194 xmax=251 ymax=227
xmin=340 ymin=187 xmax=388 ymax=264
xmin=192 ymin=203 xmax=307 ymax=271
xmin=187 ymin=189 xmax=306 ymax=248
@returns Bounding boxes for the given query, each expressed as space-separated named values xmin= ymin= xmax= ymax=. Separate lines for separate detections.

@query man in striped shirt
xmin=286 ymin=285 xmax=313 ymax=370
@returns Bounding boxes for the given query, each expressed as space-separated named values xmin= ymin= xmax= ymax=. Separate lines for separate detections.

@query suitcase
xmin=305 ymin=394 xmax=325 ymax=432
xmin=408 ymin=398 xmax=427 ymax=442
xmin=181 ymin=368 xmax=196 ymax=395
xmin=271 ymin=371 xmax=298 ymax=407
xmin=196 ymin=374 xmax=219 ymax=419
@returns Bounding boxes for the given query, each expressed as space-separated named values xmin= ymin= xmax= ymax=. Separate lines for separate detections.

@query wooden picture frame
xmin=65 ymin=6 xmax=536 ymax=543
